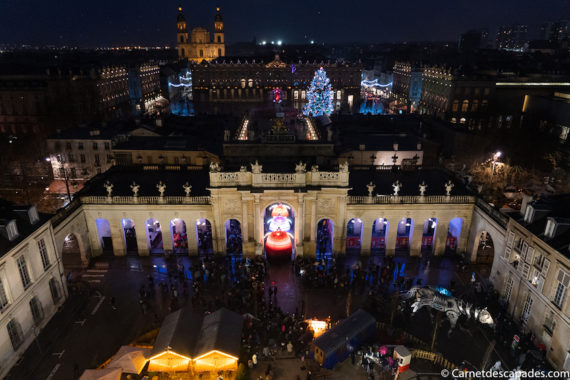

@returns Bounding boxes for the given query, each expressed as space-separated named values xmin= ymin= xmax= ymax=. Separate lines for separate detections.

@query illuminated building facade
xmin=0 ymin=204 xmax=68 ymax=379
xmin=191 ymin=55 xmax=361 ymax=114
xmin=491 ymin=196 xmax=570 ymax=370
xmin=392 ymin=62 xmax=423 ymax=111
xmin=176 ymin=6 xmax=225 ymax=62
xmin=418 ymin=65 xmax=570 ymax=131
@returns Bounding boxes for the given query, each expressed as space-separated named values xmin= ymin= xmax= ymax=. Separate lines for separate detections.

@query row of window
xmin=63 ymin=141 xmax=111 ymax=151
xmin=451 ymin=99 xmax=489 ymax=113
xmin=58 ymin=166 xmax=103 ymax=178
xmin=6 ymin=279 xmax=61 ymax=351
xmin=504 ymin=231 xmax=568 ymax=310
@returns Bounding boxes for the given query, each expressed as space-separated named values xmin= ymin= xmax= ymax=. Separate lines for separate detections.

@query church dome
xmin=191 ymin=27 xmax=210 ymax=43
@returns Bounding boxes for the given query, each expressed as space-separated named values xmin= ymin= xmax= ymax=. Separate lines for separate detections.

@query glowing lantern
xmin=306 ymin=319 xmax=328 ymax=338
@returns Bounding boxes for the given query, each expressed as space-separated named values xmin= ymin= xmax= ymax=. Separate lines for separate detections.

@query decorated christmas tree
xmin=303 ymin=67 xmax=334 ymax=116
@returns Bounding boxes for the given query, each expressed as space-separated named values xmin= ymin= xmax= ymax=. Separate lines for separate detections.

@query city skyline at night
xmin=0 ymin=0 xmax=569 ymax=47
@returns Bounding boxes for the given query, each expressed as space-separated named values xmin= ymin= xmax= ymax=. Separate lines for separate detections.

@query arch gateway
xmin=64 ymin=165 xmax=478 ymax=260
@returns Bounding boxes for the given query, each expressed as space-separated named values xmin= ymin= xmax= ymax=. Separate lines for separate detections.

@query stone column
xmin=188 ymin=220 xmax=198 ymax=256
xmin=134 ymin=216 xmax=149 ymax=256
xmin=241 ymin=197 xmax=249 ymax=242
xmin=434 ymin=219 xmax=448 ymax=256
xmin=110 ymin=219 xmax=126 ymax=256
xmin=254 ymin=195 xmax=263 ymax=255
xmin=337 ymin=195 xmax=347 ymax=255
xmin=161 ymin=218 xmax=174 ymax=254
xmin=458 ymin=217 xmax=470 ymax=254
xmin=386 ymin=220 xmax=398 ymax=256
xmin=310 ymin=197 xmax=317 ymax=242
xmin=361 ymin=218 xmax=372 ymax=255
xmin=296 ymin=194 xmax=305 ymax=257
xmin=410 ymin=222 xmax=423 ymax=258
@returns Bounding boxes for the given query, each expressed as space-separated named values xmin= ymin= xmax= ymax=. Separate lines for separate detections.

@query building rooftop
xmin=313 ymin=309 xmax=375 ymax=356
xmin=508 ymin=194 xmax=570 ymax=257
xmin=0 ymin=200 xmax=51 ymax=257
xmin=79 ymin=166 xmax=211 ymax=197
xmin=348 ymin=168 xmax=471 ymax=197
xmin=151 ymin=307 xmax=242 ymax=359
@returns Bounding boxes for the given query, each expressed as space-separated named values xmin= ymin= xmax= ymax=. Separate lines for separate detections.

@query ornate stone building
xmin=176 ymin=6 xmax=225 ymax=62
xmin=191 ymin=55 xmax=362 ymax=114
xmin=54 ymin=164 xmax=478 ymax=262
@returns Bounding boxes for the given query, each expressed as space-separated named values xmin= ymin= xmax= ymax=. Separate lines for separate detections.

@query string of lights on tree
xmin=303 ymin=67 xmax=334 ymax=116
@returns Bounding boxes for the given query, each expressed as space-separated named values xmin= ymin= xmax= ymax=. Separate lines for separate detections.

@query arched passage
xmin=317 ymin=218 xmax=334 ymax=259
xmin=146 ymin=218 xmax=164 ymax=254
xmin=474 ymin=230 xmax=494 ymax=264
xmin=95 ymin=218 xmax=113 ymax=255
xmin=421 ymin=218 xmax=438 ymax=256
xmin=446 ymin=217 xmax=463 ymax=254
xmin=196 ymin=219 xmax=213 ymax=256
xmin=121 ymin=218 xmax=138 ymax=255
xmin=264 ymin=202 xmax=295 ymax=259
xmin=371 ymin=218 xmax=388 ymax=256
xmin=396 ymin=218 xmax=414 ymax=255
xmin=171 ymin=218 xmax=188 ymax=255
xmin=61 ymin=233 xmax=83 ymax=269
xmin=346 ymin=218 xmax=363 ymax=255
xmin=225 ymin=219 xmax=242 ymax=256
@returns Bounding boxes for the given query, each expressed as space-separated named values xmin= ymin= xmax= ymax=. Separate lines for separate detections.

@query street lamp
xmin=491 ymin=151 xmax=502 ymax=175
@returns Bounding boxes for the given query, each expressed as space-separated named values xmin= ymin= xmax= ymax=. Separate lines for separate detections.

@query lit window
xmin=460 ymin=117 xmax=466 ymax=124
xmin=452 ymin=100 xmax=459 ymax=112
xmin=461 ymin=100 xmax=469 ymax=112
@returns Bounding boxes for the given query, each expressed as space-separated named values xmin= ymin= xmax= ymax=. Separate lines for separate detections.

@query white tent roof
xmin=107 ymin=346 xmax=151 ymax=374
xmin=79 ymin=368 xmax=122 ymax=380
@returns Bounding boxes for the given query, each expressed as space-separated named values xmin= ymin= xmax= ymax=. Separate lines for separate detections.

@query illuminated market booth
xmin=148 ymin=307 xmax=243 ymax=374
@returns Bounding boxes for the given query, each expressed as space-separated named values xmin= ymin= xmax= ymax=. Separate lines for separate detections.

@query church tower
xmin=176 ymin=6 xmax=188 ymax=59
xmin=213 ymin=7 xmax=225 ymax=57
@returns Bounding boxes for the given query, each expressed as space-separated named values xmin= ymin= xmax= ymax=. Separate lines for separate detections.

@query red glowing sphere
xmin=265 ymin=231 xmax=292 ymax=258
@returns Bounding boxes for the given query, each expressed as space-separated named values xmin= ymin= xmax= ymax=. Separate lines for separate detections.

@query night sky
xmin=1 ymin=0 xmax=568 ymax=47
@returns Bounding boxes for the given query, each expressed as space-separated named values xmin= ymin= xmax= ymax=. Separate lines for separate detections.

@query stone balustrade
xmin=348 ymin=195 xmax=476 ymax=204
xmin=80 ymin=196 xmax=211 ymax=205
xmin=209 ymin=170 xmax=349 ymax=188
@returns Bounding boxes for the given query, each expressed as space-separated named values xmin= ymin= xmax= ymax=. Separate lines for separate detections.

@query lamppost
xmin=491 ymin=151 xmax=502 ymax=175
xmin=46 ymin=154 xmax=72 ymax=204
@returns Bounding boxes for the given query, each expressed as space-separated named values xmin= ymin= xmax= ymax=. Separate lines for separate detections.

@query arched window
xmin=240 ymin=78 xmax=246 ymax=88
xmin=460 ymin=117 xmax=466 ymax=124
xmin=217 ymin=36 xmax=221 ymax=43
xmin=248 ymin=79 xmax=253 ymax=88
xmin=461 ymin=100 xmax=469 ymax=112
xmin=200 ymin=50 xmax=204 ymax=57
xmin=218 ymin=48 xmax=222 ymax=57
xmin=471 ymin=99 xmax=479 ymax=112
xmin=179 ymin=36 xmax=184 ymax=43
xmin=452 ymin=100 xmax=459 ymax=112
xmin=181 ymin=48 xmax=185 ymax=57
